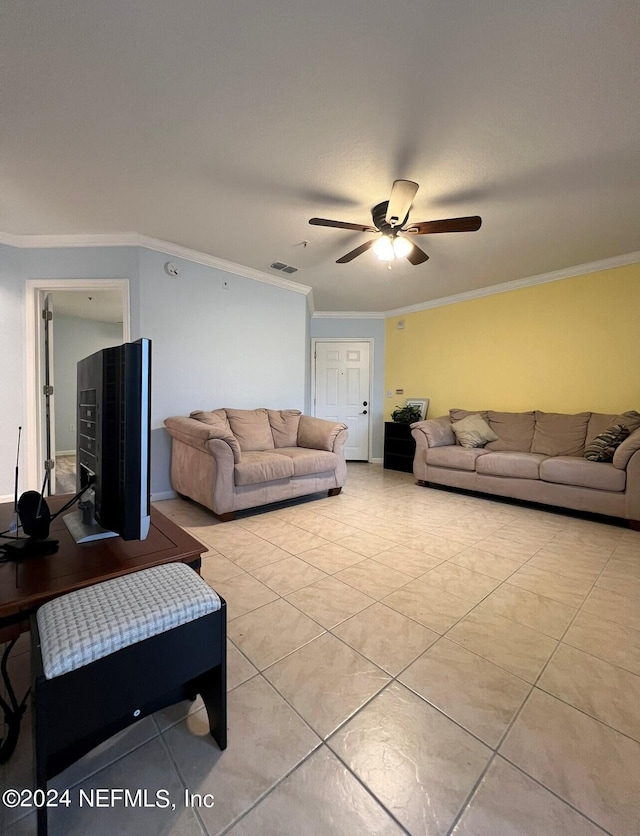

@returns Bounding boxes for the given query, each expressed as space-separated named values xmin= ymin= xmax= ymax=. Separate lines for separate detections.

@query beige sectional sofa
xmin=164 ymin=408 xmax=348 ymax=520
xmin=411 ymin=409 xmax=640 ymax=526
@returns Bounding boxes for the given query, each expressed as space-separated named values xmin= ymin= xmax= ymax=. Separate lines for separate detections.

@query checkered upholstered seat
xmin=36 ymin=562 xmax=221 ymax=679
xmin=37 ymin=563 xmax=220 ymax=679
xmin=32 ymin=561 xmax=227 ymax=835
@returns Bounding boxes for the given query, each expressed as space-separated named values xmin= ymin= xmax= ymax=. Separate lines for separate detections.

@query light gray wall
xmin=0 ymin=244 xmax=139 ymax=500
xmin=137 ymin=248 xmax=308 ymax=495
xmin=53 ymin=314 xmax=123 ymax=453
xmin=0 ymin=244 xmax=26 ymax=497
xmin=310 ymin=316 xmax=386 ymax=459
xmin=0 ymin=243 xmax=310 ymax=499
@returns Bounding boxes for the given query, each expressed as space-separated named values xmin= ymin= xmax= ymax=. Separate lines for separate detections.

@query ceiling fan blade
xmin=406 ymin=242 xmax=429 ymax=265
xmin=385 ymin=180 xmax=419 ymax=227
xmin=309 ymin=217 xmax=377 ymax=232
xmin=404 ymin=215 xmax=482 ymax=235
xmin=336 ymin=239 xmax=377 ymax=263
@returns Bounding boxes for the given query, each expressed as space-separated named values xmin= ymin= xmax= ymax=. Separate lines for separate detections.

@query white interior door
xmin=314 ymin=341 xmax=371 ymax=460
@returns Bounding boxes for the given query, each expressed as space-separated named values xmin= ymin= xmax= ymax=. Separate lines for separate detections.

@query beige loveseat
xmin=164 ymin=408 xmax=348 ymax=521
xmin=411 ymin=409 xmax=640 ymax=527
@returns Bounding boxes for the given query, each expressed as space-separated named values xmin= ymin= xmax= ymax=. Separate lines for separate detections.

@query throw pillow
xmin=451 ymin=413 xmax=498 ymax=449
xmin=584 ymin=424 xmax=630 ymax=462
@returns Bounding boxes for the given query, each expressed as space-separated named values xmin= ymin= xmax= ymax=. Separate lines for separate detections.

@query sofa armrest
xmin=411 ymin=416 xmax=455 ymax=449
xmin=298 ymin=415 xmax=348 ymax=452
xmin=613 ymin=427 xmax=640 ymax=470
xmin=164 ymin=416 xmax=241 ymax=463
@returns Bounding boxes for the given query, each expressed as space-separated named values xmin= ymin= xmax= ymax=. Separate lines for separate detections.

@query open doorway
xmin=50 ymin=291 xmax=125 ymax=494
xmin=25 ymin=280 xmax=130 ymax=496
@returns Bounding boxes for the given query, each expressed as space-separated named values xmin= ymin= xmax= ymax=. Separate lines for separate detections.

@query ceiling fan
xmin=309 ymin=180 xmax=482 ymax=265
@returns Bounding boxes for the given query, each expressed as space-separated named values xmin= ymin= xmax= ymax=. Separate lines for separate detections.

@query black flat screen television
xmin=63 ymin=338 xmax=151 ymax=543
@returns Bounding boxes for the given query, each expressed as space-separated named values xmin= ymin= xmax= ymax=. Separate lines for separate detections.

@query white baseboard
xmin=151 ymin=490 xmax=178 ymax=502
xmin=56 ymin=450 xmax=76 ymax=457
xmin=370 ymin=457 xmax=383 ymax=464
xmin=0 ymin=494 xmax=14 ymax=504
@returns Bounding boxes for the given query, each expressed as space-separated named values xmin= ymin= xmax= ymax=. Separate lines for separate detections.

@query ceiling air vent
xmin=270 ymin=261 xmax=298 ymax=274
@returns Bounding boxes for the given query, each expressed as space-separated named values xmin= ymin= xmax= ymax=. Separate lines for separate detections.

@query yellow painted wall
xmin=385 ymin=263 xmax=640 ymax=419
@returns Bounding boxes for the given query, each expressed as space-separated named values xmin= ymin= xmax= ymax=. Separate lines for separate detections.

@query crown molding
xmin=312 ymin=310 xmax=385 ymax=319
xmin=384 ymin=251 xmax=640 ymax=318
xmin=3 ymin=231 xmax=637 ymax=319
xmin=0 ymin=231 xmax=140 ymax=248
xmin=138 ymin=234 xmax=313 ymax=297
xmin=0 ymin=230 xmax=313 ymax=300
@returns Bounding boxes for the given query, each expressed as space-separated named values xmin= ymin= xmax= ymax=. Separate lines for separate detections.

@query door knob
xmin=363 ymin=401 xmax=368 ymax=406
xmin=360 ymin=410 xmax=368 ymax=414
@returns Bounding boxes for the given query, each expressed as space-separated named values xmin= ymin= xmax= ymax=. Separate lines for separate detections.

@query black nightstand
xmin=383 ymin=422 xmax=416 ymax=472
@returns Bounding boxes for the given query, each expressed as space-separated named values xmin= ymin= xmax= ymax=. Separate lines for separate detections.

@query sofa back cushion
xmin=485 ymin=411 xmax=535 ymax=452
xmin=450 ymin=408 xmax=489 ymax=423
xmin=225 ymin=408 xmax=275 ymax=451
xmin=190 ymin=408 xmax=232 ymax=432
xmin=585 ymin=413 xmax=617 ymax=447
xmin=268 ymin=409 xmax=302 ymax=448
xmin=531 ymin=412 xmax=590 ymax=456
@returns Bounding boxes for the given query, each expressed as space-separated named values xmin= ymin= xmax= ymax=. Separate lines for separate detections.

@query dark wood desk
xmin=0 ymin=496 xmax=205 ymax=640
xmin=0 ymin=496 xmax=206 ymax=761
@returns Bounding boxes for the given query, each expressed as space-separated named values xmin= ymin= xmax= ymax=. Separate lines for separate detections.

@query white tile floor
xmin=2 ymin=463 xmax=640 ymax=835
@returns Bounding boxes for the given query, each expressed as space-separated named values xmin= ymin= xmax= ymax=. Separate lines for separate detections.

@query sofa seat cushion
xmin=426 ymin=446 xmax=490 ymax=471
xmin=234 ymin=451 xmax=294 ymax=486
xmin=476 ymin=452 xmax=548 ymax=480
xmin=274 ymin=447 xmax=338 ymax=477
xmin=540 ymin=457 xmax=626 ymax=492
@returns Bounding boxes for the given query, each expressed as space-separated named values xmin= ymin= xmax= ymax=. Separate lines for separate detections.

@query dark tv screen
xmin=64 ymin=338 xmax=151 ymax=543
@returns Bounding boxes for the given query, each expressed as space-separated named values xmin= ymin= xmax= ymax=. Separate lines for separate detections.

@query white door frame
xmin=311 ymin=337 xmax=374 ymax=462
xmin=25 ymin=278 xmax=131 ymax=491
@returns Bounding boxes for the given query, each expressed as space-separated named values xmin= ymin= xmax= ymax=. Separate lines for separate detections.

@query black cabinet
xmin=383 ymin=422 xmax=416 ymax=472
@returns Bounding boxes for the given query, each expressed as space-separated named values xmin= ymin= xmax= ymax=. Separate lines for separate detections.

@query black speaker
xmin=17 ymin=490 xmax=51 ymax=539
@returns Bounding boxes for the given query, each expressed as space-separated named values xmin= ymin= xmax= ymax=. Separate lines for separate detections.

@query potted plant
xmin=391 ymin=404 xmax=422 ymax=423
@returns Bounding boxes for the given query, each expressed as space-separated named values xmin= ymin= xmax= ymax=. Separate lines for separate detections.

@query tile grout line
xmin=166 ymin=468 xmax=638 ymax=834
xmin=440 ymin=518 xmax=627 ymax=834
xmin=155 ymin=730 xmax=210 ymax=836
xmin=441 ymin=527 xmax=633 ymax=833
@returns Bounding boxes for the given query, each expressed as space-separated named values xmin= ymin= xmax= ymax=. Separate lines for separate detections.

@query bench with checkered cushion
xmin=31 ymin=562 xmax=227 ymax=836
xmin=37 ymin=562 xmax=220 ymax=678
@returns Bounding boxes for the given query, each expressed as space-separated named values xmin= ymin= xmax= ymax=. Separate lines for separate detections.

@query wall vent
xmin=270 ymin=261 xmax=298 ymax=273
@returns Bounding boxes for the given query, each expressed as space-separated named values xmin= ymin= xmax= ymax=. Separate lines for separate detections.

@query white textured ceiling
xmin=2 ymin=1 xmax=639 ymax=312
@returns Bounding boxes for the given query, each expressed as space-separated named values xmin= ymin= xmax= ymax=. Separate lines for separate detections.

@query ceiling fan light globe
xmin=373 ymin=235 xmax=395 ymax=261
xmin=393 ymin=236 xmax=413 ymax=258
